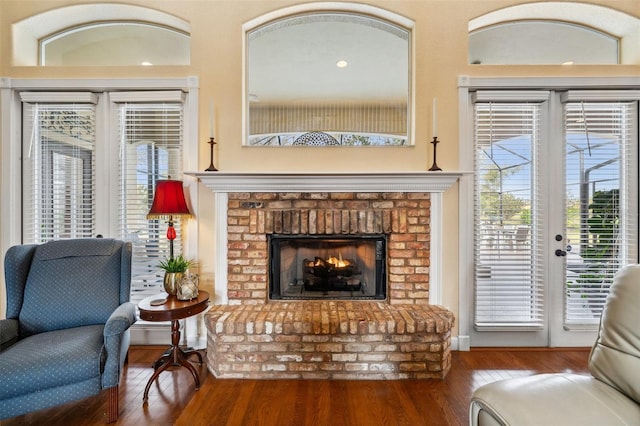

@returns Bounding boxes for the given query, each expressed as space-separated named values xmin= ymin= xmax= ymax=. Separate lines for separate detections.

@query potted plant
xmin=158 ymin=254 xmax=193 ymax=295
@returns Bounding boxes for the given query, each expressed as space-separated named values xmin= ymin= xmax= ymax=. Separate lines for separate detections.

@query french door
xmin=470 ymin=89 xmax=638 ymax=347
xmin=20 ymin=90 xmax=189 ymax=306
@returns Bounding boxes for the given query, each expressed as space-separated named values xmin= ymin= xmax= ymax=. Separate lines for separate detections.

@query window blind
xmin=562 ymin=99 xmax=637 ymax=325
xmin=22 ymin=99 xmax=97 ymax=243
xmin=116 ymin=101 xmax=185 ymax=305
xmin=19 ymin=89 xmax=189 ymax=308
xmin=473 ymin=100 xmax=545 ymax=329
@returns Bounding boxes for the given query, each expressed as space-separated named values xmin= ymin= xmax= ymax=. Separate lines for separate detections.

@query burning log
xmin=303 ymin=255 xmax=362 ymax=291
xmin=304 ymin=256 xmax=358 ymax=278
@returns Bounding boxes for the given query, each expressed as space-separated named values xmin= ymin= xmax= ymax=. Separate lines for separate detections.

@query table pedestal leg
xmin=143 ymin=319 xmax=203 ymax=403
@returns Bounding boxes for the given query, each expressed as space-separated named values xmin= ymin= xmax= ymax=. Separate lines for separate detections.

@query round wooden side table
xmin=138 ymin=290 xmax=209 ymax=403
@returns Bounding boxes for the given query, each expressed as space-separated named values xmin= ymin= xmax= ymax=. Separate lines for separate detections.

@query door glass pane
xmin=564 ymin=102 xmax=632 ymax=325
xmin=117 ymin=103 xmax=185 ymax=305
xmin=474 ymin=103 xmax=543 ymax=328
xmin=23 ymin=104 xmax=96 ymax=242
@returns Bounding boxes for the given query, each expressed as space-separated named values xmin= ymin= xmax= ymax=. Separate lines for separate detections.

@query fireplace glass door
xmin=269 ymin=234 xmax=387 ymax=300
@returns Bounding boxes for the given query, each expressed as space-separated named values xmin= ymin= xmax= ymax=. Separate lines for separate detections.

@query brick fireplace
xmin=191 ymin=172 xmax=461 ymax=380
xmin=227 ymin=191 xmax=430 ymax=305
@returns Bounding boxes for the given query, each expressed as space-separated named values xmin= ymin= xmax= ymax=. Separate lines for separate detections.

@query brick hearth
xmin=206 ymin=301 xmax=454 ymax=379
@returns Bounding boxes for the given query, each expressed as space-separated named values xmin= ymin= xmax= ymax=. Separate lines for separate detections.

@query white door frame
xmin=457 ymin=75 xmax=640 ymax=349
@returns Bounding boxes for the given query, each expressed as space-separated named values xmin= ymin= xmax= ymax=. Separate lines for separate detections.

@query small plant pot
xmin=163 ymin=272 xmax=184 ymax=295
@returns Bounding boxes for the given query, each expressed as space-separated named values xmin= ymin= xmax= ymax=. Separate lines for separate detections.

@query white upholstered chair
xmin=470 ymin=264 xmax=640 ymax=426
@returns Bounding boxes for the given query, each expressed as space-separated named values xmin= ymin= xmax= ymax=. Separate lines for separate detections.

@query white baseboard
xmin=130 ymin=322 xmax=171 ymax=345
xmin=453 ymin=335 xmax=471 ymax=351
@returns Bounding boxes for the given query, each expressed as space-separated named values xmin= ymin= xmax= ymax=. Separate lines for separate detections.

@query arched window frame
xmin=12 ymin=3 xmax=190 ymax=66
xmin=468 ymin=2 xmax=640 ymax=65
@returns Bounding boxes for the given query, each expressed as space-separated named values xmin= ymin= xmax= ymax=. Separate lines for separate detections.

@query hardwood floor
xmin=2 ymin=346 xmax=590 ymax=426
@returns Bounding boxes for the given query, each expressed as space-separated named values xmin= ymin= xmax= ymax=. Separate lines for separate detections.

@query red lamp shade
xmin=147 ymin=180 xmax=192 ymax=220
xmin=147 ymin=180 xmax=192 ymax=259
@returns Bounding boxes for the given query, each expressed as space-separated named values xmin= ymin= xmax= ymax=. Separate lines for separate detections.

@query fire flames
xmin=325 ymin=252 xmax=350 ymax=268
xmin=303 ymin=251 xmax=361 ymax=291
xmin=307 ymin=252 xmax=352 ymax=271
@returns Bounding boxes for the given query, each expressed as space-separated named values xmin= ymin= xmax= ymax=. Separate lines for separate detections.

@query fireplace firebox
xmin=269 ymin=234 xmax=387 ymax=300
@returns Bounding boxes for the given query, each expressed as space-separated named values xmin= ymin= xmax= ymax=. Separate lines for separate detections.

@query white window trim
xmin=457 ymin=75 xmax=640 ymax=351
xmin=0 ymin=77 xmax=200 ymax=324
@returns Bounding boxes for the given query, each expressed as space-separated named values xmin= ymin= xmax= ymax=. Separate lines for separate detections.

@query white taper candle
xmin=432 ymin=98 xmax=437 ymax=138
xmin=209 ymin=99 xmax=215 ymax=139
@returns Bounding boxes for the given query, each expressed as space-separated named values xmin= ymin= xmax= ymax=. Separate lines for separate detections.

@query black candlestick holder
xmin=428 ymin=136 xmax=442 ymax=171
xmin=205 ymin=137 xmax=218 ymax=171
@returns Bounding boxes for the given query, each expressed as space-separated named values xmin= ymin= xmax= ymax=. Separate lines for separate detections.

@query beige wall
xmin=1 ymin=0 xmax=639 ymax=341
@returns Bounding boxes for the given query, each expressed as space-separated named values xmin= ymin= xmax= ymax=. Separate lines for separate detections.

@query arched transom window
xmin=469 ymin=2 xmax=640 ymax=65
xmin=12 ymin=3 xmax=190 ymax=66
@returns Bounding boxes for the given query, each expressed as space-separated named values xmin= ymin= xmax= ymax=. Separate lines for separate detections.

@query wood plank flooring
xmin=2 ymin=346 xmax=590 ymax=426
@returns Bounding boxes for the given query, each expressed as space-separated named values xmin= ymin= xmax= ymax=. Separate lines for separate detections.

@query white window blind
xmin=473 ymin=98 xmax=545 ymax=329
xmin=562 ymin=98 xmax=637 ymax=325
xmin=21 ymin=94 xmax=98 ymax=243
xmin=116 ymin=99 xmax=186 ymax=305
xmin=20 ymin=90 xmax=187 ymax=307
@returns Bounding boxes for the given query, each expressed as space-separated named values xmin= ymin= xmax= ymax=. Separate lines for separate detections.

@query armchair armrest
xmin=0 ymin=319 xmax=19 ymax=351
xmin=102 ymin=302 xmax=137 ymax=388
xmin=104 ymin=302 xmax=137 ymax=337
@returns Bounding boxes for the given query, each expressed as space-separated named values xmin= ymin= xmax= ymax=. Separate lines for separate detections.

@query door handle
xmin=555 ymin=249 xmax=567 ymax=257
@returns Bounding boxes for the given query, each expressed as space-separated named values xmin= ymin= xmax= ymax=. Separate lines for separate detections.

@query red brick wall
xmin=226 ymin=192 xmax=431 ymax=305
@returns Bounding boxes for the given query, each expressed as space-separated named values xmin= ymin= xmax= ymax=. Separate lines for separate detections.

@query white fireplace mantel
xmin=187 ymin=171 xmax=464 ymax=307
xmin=188 ymin=171 xmax=462 ymax=193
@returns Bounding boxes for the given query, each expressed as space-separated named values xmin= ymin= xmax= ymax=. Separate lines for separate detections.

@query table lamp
xmin=147 ymin=179 xmax=192 ymax=259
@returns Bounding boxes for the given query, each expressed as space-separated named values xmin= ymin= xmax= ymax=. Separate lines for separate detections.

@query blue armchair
xmin=0 ymin=238 xmax=136 ymax=423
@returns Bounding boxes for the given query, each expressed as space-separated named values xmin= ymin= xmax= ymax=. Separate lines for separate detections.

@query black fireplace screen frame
xmin=268 ymin=234 xmax=387 ymax=300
